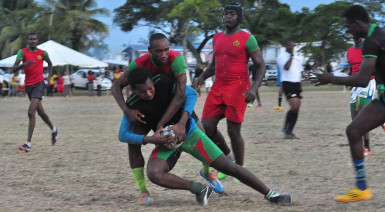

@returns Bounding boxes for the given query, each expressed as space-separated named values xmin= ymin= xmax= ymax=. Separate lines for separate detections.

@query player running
xmin=11 ymin=33 xmax=58 ymax=152
xmin=347 ymin=36 xmax=376 ymax=156
xmin=314 ymin=5 xmax=385 ymax=202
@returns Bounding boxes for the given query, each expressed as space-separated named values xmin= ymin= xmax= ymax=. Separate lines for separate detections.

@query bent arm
xmin=157 ymin=75 xmax=187 ymax=128
xmin=199 ymin=55 xmax=216 ymax=81
xmin=11 ymin=60 xmax=23 ymax=73
xmin=118 ymin=115 xmax=145 ymax=144
xmin=111 ymin=74 xmax=131 ymax=114
xmin=330 ymin=57 xmax=375 ymax=87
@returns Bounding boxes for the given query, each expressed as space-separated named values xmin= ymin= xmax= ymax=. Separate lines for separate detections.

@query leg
xmin=36 ymin=100 xmax=54 ymax=130
xmin=357 ymin=104 xmax=370 ymax=151
xmin=211 ymin=155 xmax=269 ymax=195
xmin=226 ymin=120 xmax=244 ymax=166
xmin=283 ymin=97 xmax=301 ymax=135
xmin=335 ymin=102 xmax=385 ymax=202
xmin=346 ymin=102 xmax=384 ymax=161
xmin=26 ymin=98 xmax=41 ymax=142
xmin=202 ymin=115 xmax=230 ymax=155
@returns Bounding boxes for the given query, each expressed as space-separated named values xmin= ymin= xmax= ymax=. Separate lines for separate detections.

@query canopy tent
xmin=0 ymin=40 xmax=108 ymax=68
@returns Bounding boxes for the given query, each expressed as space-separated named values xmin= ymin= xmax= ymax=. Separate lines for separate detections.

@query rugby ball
xmin=163 ymin=125 xmax=182 ymax=149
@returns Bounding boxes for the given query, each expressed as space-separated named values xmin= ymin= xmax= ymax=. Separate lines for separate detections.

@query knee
xmin=27 ymin=110 xmax=36 ymax=118
xmin=227 ymin=126 xmax=240 ymax=139
xmin=346 ymin=124 xmax=361 ymax=140
xmin=146 ymin=165 xmax=163 ymax=184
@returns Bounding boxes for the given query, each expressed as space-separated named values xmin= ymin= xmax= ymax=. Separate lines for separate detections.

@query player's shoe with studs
xmin=364 ymin=149 xmax=372 ymax=156
xmin=196 ymin=185 xmax=213 ymax=206
xmin=19 ymin=144 xmax=31 ymax=152
xmin=273 ymin=106 xmax=282 ymax=110
xmin=334 ymin=187 xmax=373 ymax=202
xmin=266 ymin=193 xmax=292 ymax=204
xmin=139 ymin=192 xmax=152 ymax=205
xmin=51 ymin=126 xmax=58 ymax=146
xmin=200 ymin=169 xmax=223 ymax=194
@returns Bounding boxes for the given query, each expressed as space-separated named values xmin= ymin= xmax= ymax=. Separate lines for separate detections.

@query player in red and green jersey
xmin=194 ymin=3 xmax=266 ymax=180
xmin=11 ymin=33 xmax=58 ymax=153
xmin=112 ymin=33 xmax=222 ymax=204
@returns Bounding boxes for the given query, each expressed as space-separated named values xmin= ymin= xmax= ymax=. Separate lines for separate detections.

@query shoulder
xmin=136 ymin=53 xmax=151 ymax=63
xmin=240 ymin=29 xmax=252 ymax=37
xmin=169 ymin=50 xmax=182 ymax=59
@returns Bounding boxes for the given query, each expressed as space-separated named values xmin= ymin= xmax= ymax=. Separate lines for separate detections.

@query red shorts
xmin=202 ymin=80 xmax=250 ymax=123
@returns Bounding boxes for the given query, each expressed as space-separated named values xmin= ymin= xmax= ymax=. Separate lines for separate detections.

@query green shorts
xmin=350 ymin=97 xmax=372 ymax=110
xmin=149 ymin=127 xmax=223 ymax=170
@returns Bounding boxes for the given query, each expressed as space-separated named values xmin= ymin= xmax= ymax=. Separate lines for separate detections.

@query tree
xmin=0 ymin=0 xmax=42 ymax=58
xmin=295 ymin=1 xmax=353 ymax=67
xmin=43 ymin=0 xmax=109 ymax=52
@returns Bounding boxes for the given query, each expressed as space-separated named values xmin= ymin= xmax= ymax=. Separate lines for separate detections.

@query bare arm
xmin=193 ymin=55 xmax=216 ymax=89
xmin=11 ymin=60 xmax=34 ymax=73
xmin=284 ymin=55 xmax=293 ymax=70
xmin=157 ymin=75 xmax=187 ymax=129
xmin=244 ymin=51 xmax=266 ymax=103
xmin=45 ymin=57 xmax=53 ymax=82
xmin=315 ymin=57 xmax=376 ymax=87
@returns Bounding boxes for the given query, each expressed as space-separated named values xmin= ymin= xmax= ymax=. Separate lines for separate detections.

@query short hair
xmin=128 ymin=67 xmax=152 ymax=90
xmin=224 ymin=2 xmax=243 ymax=24
xmin=27 ymin=32 xmax=38 ymax=39
xmin=149 ymin=33 xmax=168 ymax=46
xmin=284 ymin=40 xmax=295 ymax=46
xmin=343 ymin=5 xmax=370 ymax=24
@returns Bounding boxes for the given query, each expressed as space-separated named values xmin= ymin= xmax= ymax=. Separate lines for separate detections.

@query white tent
xmin=0 ymin=40 xmax=108 ymax=68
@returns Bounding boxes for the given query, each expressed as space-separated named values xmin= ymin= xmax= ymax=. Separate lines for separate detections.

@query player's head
xmin=148 ymin=33 xmax=169 ymax=66
xmin=27 ymin=32 xmax=38 ymax=49
xmin=223 ymin=3 xmax=243 ymax=28
xmin=128 ymin=67 xmax=155 ymax=101
xmin=342 ymin=5 xmax=370 ymax=39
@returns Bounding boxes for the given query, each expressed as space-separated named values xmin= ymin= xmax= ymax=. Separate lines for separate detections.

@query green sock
xmin=132 ymin=167 xmax=148 ymax=193
xmin=202 ymin=163 xmax=211 ymax=176
xmin=190 ymin=181 xmax=205 ymax=194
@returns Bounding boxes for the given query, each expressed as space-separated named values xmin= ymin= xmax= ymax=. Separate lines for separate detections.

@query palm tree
xmin=0 ymin=0 xmax=42 ymax=58
xmin=48 ymin=0 xmax=109 ymax=51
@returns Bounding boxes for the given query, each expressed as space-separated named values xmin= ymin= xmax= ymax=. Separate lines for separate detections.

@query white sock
xmin=26 ymin=141 xmax=31 ymax=147
xmin=52 ymin=126 xmax=57 ymax=133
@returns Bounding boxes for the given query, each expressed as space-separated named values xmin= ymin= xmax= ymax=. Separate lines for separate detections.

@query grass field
xmin=1 ymin=83 xmax=385 ymax=211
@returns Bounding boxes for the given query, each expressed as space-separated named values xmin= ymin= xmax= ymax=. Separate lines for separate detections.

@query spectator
xmin=96 ymin=72 xmax=102 ymax=96
xmin=87 ymin=70 xmax=95 ymax=96
xmin=63 ymin=71 xmax=72 ymax=97
xmin=10 ymin=73 xmax=19 ymax=97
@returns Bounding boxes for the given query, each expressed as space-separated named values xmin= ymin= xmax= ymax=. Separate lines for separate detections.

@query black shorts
xmin=26 ymin=81 xmax=45 ymax=101
xmin=282 ymin=81 xmax=302 ymax=99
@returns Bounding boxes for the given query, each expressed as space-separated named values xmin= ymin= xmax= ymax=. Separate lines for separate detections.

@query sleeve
xmin=118 ymin=115 xmax=144 ymax=145
xmin=245 ymin=35 xmax=260 ymax=54
xmin=16 ymin=49 xmax=24 ymax=61
xmin=362 ymin=37 xmax=379 ymax=58
xmin=43 ymin=51 xmax=49 ymax=60
xmin=183 ymin=85 xmax=198 ymax=116
xmin=170 ymin=56 xmax=186 ymax=78
xmin=124 ymin=60 xmax=138 ymax=78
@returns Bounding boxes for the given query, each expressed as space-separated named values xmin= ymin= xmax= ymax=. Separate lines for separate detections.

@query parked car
xmin=71 ymin=69 xmax=112 ymax=90
xmin=332 ymin=68 xmax=348 ymax=77
xmin=264 ymin=64 xmax=277 ymax=80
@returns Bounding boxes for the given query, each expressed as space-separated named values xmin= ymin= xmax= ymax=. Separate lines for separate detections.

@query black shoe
xmin=268 ymin=194 xmax=292 ymax=204
xmin=19 ymin=144 xmax=31 ymax=152
xmin=52 ymin=127 xmax=58 ymax=146
xmin=196 ymin=185 xmax=213 ymax=206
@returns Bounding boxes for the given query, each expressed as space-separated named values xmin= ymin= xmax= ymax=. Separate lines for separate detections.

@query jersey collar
xmin=27 ymin=47 xmax=38 ymax=52
xmin=150 ymin=54 xmax=160 ymax=68
xmin=368 ymin=24 xmax=377 ymax=37
xmin=225 ymin=28 xmax=241 ymax=35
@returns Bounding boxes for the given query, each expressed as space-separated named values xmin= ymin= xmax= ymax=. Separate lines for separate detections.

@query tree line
xmin=114 ymin=0 xmax=385 ymax=67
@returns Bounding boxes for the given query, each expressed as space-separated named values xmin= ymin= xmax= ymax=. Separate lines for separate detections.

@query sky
xmin=95 ymin=0 xmax=338 ymax=49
